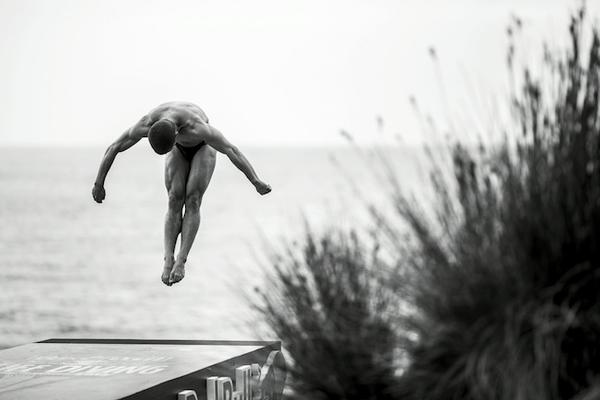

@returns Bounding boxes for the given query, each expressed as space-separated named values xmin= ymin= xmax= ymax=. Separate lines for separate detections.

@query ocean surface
xmin=0 ymin=146 xmax=429 ymax=349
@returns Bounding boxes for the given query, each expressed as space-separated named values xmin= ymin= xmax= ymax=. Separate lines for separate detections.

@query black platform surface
xmin=0 ymin=338 xmax=283 ymax=400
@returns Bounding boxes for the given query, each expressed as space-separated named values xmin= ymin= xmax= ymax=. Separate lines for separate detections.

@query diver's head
xmin=148 ymin=119 xmax=176 ymax=154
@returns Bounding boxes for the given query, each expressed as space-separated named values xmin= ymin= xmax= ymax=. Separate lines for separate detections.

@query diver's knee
xmin=167 ymin=191 xmax=185 ymax=210
xmin=185 ymin=193 xmax=202 ymax=210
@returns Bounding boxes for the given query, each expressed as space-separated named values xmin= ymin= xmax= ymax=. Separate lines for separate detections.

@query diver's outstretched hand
xmin=254 ymin=180 xmax=272 ymax=195
xmin=92 ymin=183 xmax=106 ymax=203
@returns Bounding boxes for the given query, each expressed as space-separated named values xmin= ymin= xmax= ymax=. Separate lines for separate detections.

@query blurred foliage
xmin=256 ymin=5 xmax=600 ymax=400
xmin=255 ymin=230 xmax=400 ymax=400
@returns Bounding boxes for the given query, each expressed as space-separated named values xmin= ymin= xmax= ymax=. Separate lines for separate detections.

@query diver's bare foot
xmin=162 ymin=256 xmax=175 ymax=286
xmin=169 ymin=258 xmax=186 ymax=285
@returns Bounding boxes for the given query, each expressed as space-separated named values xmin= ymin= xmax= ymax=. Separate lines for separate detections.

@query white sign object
xmin=178 ymin=390 xmax=199 ymax=400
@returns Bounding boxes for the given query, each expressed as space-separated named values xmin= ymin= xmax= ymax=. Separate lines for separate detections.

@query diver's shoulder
xmin=150 ymin=101 xmax=208 ymax=123
xmin=181 ymin=102 xmax=208 ymax=122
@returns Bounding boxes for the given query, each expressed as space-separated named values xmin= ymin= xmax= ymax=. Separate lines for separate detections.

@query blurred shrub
xmin=256 ymin=6 xmax=600 ymax=400
xmin=255 ymin=230 xmax=400 ymax=400
xmin=393 ymin=8 xmax=600 ymax=400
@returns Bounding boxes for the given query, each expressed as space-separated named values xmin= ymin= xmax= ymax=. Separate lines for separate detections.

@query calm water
xmin=0 ymin=146 xmax=427 ymax=348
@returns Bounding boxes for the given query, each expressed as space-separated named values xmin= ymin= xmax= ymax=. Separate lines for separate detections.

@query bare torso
xmin=147 ymin=101 xmax=211 ymax=147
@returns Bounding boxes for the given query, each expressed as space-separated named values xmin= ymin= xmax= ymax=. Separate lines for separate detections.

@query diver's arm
xmin=205 ymin=126 xmax=271 ymax=195
xmin=92 ymin=118 xmax=150 ymax=203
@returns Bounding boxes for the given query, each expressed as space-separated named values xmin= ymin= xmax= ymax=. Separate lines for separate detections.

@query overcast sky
xmin=0 ymin=0 xmax=596 ymax=146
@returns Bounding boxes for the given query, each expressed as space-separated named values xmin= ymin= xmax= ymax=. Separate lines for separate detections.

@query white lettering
xmin=138 ymin=366 xmax=167 ymax=375
xmin=45 ymin=365 xmax=84 ymax=374
xmin=207 ymin=376 xmax=219 ymax=400
xmin=207 ymin=365 xmax=253 ymax=400
xmin=217 ymin=377 xmax=233 ymax=400
xmin=108 ymin=366 xmax=150 ymax=374
xmin=75 ymin=365 xmax=122 ymax=376
xmin=0 ymin=364 xmax=24 ymax=373
xmin=21 ymin=365 xmax=51 ymax=373
xmin=236 ymin=365 xmax=250 ymax=400
xmin=0 ymin=364 xmax=51 ymax=374
xmin=178 ymin=390 xmax=198 ymax=400
xmin=0 ymin=362 xmax=168 ymax=377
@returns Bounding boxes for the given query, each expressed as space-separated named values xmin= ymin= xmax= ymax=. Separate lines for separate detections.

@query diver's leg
xmin=170 ymin=145 xmax=217 ymax=284
xmin=163 ymin=148 xmax=189 ymax=285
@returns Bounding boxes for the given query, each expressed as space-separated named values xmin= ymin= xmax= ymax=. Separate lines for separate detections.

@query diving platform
xmin=0 ymin=339 xmax=286 ymax=400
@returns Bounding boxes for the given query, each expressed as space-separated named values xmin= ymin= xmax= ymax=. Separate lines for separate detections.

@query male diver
xmin=92 ymin=102 xmax=271 ymax=286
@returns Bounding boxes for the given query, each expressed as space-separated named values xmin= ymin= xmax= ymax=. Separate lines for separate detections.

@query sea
xmin=0 ymin=145 xmax=430 ymax=349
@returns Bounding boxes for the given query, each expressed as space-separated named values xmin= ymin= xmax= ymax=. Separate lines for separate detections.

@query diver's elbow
xmin=106 ymin=142 xmax=122 ymax=156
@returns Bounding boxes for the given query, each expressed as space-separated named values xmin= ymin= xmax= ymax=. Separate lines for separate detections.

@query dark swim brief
xmin=175 ymin=142 xmax=206 ymax=162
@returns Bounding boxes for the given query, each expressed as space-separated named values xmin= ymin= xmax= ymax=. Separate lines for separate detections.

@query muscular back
xmin=146 ymin=102 xmax=211 ymax=147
